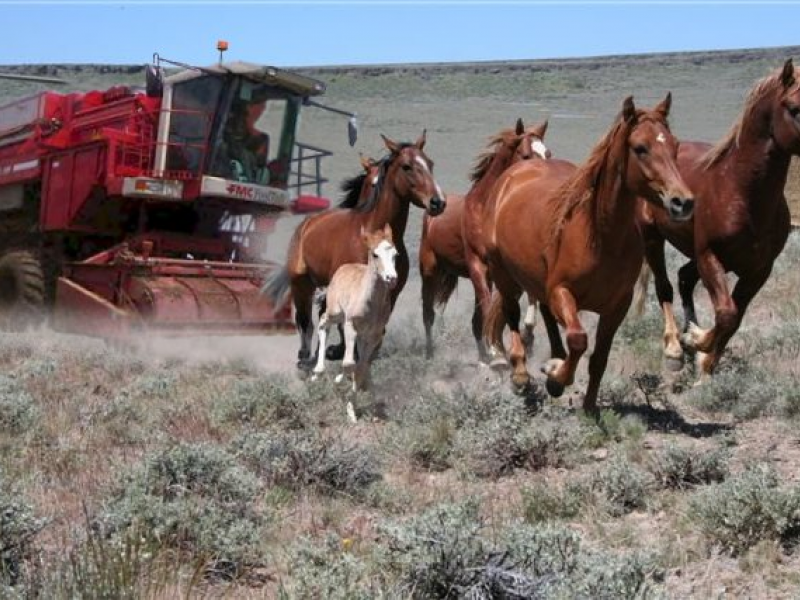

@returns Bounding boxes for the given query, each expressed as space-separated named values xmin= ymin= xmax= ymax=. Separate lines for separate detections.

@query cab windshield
xmin=208 ymin=79 xmax=300 ymax=188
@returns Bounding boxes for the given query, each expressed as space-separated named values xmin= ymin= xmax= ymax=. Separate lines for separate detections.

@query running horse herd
xmin=264 ymin=59 xmax=800 ymax=414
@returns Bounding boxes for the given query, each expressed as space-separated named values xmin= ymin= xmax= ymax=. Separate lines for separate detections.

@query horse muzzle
xmin=665 ymin=195 xmax=694 ymax=221
xmin=383 ymin=274 xmax=398 ymax=289
xmin=428 ymin=196 xmax=446 ymax=216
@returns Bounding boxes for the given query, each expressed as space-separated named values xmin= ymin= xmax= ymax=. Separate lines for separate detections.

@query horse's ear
xmin=781 ymin=58 xmax=795 ymax=88
xmin=515 ymin=118 xmax=525 ymax=136
xmin=381 ymin=134 xmax=399 ymax=154
xmin=622 ymin=96 xmax=637 ymax=124
xmin=383 ymin=223 xmax=393 ymax=243
xmin=358 ymin=153 xmax=373 ymax=172
xmin=532 ymin=119 xmax=549 ymax=139
xmin=654 ymin=92 xmax=672 ymax=119
xmin=415 ymin=129 xmax=427 ymax=150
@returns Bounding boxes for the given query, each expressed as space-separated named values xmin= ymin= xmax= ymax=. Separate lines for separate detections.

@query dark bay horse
xmin=636 ymin=59 xmax=800 ymax=376
xmin=419 ymin=118 xmax=550 ymax=361
xmin=263 ymin=132 xmax=446 ymax=369
xmin=483 ymin=94 xmax=694 ymax=412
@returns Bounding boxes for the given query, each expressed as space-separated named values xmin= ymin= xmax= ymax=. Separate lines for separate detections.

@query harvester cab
xmin=0 ymin=51 xmax=357 ymax=339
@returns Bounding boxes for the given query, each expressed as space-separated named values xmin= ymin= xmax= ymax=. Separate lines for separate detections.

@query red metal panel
xmin=68 ymin=145 xmax=105 ymax=223
xmin=41 ymin=153 xmax=74 ymax=230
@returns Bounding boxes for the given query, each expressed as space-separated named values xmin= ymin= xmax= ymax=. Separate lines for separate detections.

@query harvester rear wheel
xmin=0 ymin=250 xmax=46 ymax=331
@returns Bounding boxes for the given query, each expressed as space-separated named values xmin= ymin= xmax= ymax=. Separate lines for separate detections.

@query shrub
xmin=379 ymin=500 xmax=656 ymax=599
xmin=521 ymin=479 xmax=587 ymax=524
xmin=384 ymin=391 xmax=466 ymax=471
xmin=690 ymin=463 xmax=800 ymax=555
xmin=232 ymin=430 xmax=381 ymax=498
xmin=0 ymin=376 xmax=39 ymax=435
xmin=101 ymin=443 xmax=266 ymax=579
xmin=280 ymin=534 xmax=389 ymax=600
xmin=212 ymin=375 xmax=306 ymax=430
xmin=648 ymin=443 xmax=729 ymax=489
xmin=591 ymin=453 xmax=652 ymax=516
xmin=452 ymin=394 xmax=580 ymax=479
xmin=0 ymin=475 xmax=46 ymax=587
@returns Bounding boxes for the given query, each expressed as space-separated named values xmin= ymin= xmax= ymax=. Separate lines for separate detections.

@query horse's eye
xmin=634 ymin=145 xmax=648 ymax=157
xmin=402 ymin=164 xmax=413 ymax=172
xmin=789 ymin=105 xmax=800 ymax=118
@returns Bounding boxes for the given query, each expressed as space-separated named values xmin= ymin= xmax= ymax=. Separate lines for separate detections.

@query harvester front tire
xmin=0 ymin=250 xmax=46 ymax=331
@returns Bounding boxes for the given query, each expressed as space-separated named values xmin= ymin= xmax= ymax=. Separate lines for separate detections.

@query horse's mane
xmin=548 ymin=110 xmax=646 ymax=247
xmin=337 ymin=142 xmax=416 ymax=213
xmin=701 ymin=66 xmax=789 ymax=168
xmin=469 ymin=128 xmax=518 ymax=183
xmin=339 ymin=172 xmax=369 ymax=208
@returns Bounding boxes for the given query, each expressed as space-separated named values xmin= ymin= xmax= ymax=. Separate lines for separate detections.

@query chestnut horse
xmin=419 ymin=118 xmax=550 ymax=361
xmin=483 ymin=95 xmax=694 ymax=412
xmin=263 ymin=131 xmax=445 ymax=369
xmin=636 ymin=59 xmax=800 ymax=376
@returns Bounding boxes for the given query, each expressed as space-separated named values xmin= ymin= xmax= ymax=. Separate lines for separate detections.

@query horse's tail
xmin=433 ymin=270 xmax=459 ymax=308
xmin=262 ymin=265 xmax=291 ymax=312
xmin=483 ymin=291 xmax=505 ymax=348
xmin=632 ymin=262 xmax=651 ymax=317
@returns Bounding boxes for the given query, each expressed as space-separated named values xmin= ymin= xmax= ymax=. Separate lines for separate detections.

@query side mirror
xmin=348 ymin=115 xmax=358 ymax=147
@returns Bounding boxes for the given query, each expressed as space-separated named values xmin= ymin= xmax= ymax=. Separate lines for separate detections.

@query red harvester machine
xmin=0 ymin=51 xmax=356 ymax=339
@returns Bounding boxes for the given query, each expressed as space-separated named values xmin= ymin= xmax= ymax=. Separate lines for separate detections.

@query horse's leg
xmin=324 ymin=323 xmax=347 ymax=361
xmin=490 ymin=266 xmax=528 ymax=390
xmin=521 ymin=294 xmax=537 ymax=355
xmin=681 ymin=251 xmax=735 ymax=376
xmin=471 ymin=296 xmax=490 ymax=363
xmin=312 ymin=314 xmax=329 ymax=378
xmin=539 ymin=302 xmax=566 ymax=360
xmin=466 ymin=256 xmax=499 ymax=362
xmin=690 ymin=267 xmax=771 ymax=375
xmin=677 ymin=260 xmax=700 ymax=331
xmin=584 ymin=295 xmax=632 ymax=413
xmin=354 ymin=335 xmax=378 ymax=392
xmin=543 ymin=286 xmax=587 ymax=398
xmin=292 ymin=278 xmax=316 ymax=370
xmin=421 ymin=269 xmax=437 ymax=360
xmin=644 ymin=236 xmax=683 ymax=368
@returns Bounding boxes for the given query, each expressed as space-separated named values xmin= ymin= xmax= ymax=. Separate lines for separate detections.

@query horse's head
xmin=622 ymin=94 xmax=694 ymax=221
xmin=380 ymin=130 xmax=446 ymax=216
xmin=513 ymin=118 xmax=551 ymax=162
xmin=362 ymin=224 xmax=398 ymax=288
xmin=771 ymin=58 xmax=800 ymax=154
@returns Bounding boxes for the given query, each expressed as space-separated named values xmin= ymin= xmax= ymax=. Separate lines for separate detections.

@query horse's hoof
xmin=342 ymin=359 xmax=356 ymax=371
xmin=664 ymin=356 xmax=684 ymax=372
xmin=346 ymin=401 xmax=358 ymax=424
xmin=541 ymin=358 xmax=564 ymax=377
xmin=326 ymin=344 xmax=345 ymax=361
xmin=310 ymin=373 xmax=319 ymax=382
xmin=511 ymin=380 xmax=531 ymax=397
xmin=489 ymin=356 xmax=509 ymax=371
xmin=296 ymin=359 xmax=313 ymax=372
xmin=335 ymin=373 xmax=345 ymax=384
xmin=545 ymin=377 xmax=566 ymax=398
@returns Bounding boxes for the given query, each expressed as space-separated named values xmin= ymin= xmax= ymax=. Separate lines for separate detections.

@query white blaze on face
xmin=415 ymin=155 xmax=445 ymax=200
xmin=374 ymin=240 xmax=398 ymax=283
xmin=531 ymin=139 xmax=549 ymax=159
xmin=656 ymin=132 xmax=666 ymax=144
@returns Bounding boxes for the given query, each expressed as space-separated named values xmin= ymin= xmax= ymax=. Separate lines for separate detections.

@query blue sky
xmin=1 ymin=2 xmax=799 ymax=67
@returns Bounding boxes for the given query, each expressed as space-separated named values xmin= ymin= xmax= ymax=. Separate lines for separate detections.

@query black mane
xmin=339 ymin=172 xmax=369 ymax=208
